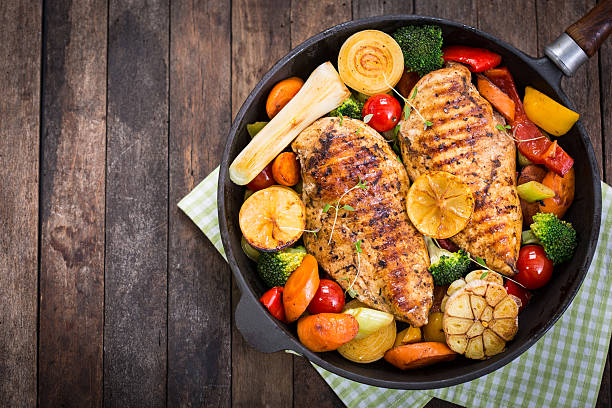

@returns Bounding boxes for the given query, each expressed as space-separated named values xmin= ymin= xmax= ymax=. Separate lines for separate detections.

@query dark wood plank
xmin=0 ymin=1 xmax=41 ymax=406
xmin=104 ymin=1 xmax=169 ymax=406
xmin=477 ymin=0 xmax=538 ymax=56
xmin=230 ymin=1 xmax=293 ymax=406
xmin=353 ymin=0 xmax=412 ymax=18
xmin=414 ymin=0 xmax=477 ymax=26
xmin=289 ymin=3 xmax=352 ymax=407
xmin=167 ymin=1 xmax=232 ymax=406
xmin=38 ymin=0 xmax=106 ymax=406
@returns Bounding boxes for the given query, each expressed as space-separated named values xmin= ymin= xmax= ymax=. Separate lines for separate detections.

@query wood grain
xmin=353 ymin=0 xmax=412 ymax=18
xmin=230 ymin=1 xmax=293 ymax=407
xmin=566 ymin=0 xmax=612 ymax=57
xmin=104 ymin=1 xmax=169 ymax=406
xmin=601 ymin=9 xmax=612 ymax=183
xmin=168 ymin=0 xmax=232 ymax=406
xmin=0 ymin=1 xmax=41 ymax=406
xmin=414 ymin=0 xmax=477 ymax=26
xmin=38 ymin=0 xmax=106 ymax=406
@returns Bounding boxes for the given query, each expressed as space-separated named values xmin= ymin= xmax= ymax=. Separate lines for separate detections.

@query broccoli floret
xmin=522 ymin=213 xmax=577 ymax=265
xmin=392 ymin=25 xmax=444 ymax=76
xmin=329 ymin=95 xmax=364 ymax=120
xmin=257 ymin=246 xmax=307 ymax=287
xmin=425 ymin=237 xmax=470 ymax=285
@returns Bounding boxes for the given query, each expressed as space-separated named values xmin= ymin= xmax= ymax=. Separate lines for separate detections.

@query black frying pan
xmin=219 ymin=3 xmax=611 ymax=389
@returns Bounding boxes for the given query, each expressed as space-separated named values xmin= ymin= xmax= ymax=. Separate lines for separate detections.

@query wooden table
xmin=1 ymin=0 xmax=610 ymax=406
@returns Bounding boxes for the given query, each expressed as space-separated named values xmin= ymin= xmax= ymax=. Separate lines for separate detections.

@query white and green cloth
xmin=179 ymin=168 xmax=612 ymax=408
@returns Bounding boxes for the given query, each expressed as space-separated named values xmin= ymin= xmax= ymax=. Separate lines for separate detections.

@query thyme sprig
xmin=382 ymin=74 xmax=433 ymax=130
xmin=324 ymin=178 xmax=368 ymax=244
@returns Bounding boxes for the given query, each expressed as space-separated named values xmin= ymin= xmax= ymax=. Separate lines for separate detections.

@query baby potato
xmin=272 ymin=152 xmax=301 ymax=186
xmin=423 ymin=312 xmax=446 ymax=343
xmin=539 ymin=168 xmax=575 ymax=219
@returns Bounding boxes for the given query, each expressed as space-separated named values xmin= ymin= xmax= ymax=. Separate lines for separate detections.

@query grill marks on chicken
xmin=292 ymin=117 xmax=433 ymax=326
xmin=399 ymin=64 xmax=521 ymax=276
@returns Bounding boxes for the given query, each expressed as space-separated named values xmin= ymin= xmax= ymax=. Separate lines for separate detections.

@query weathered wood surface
xmin=0 ymin=0 xmax=609 ymax=406
xmin=0 ymin=1 xmax=41 ymax=407
xmin=168 ymin=1 xmax=233 ymax=407
xmin=104 ymin=0 xmax=169 ymax=406
xmin=38 ymin=0 xmax=107 ymax=406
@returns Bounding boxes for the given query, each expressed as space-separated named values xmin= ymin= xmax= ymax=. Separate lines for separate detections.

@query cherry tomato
xmin=307 ymin=279 xmax=345 ymax=314
xmin=504 ymin=280 xmax=531 ymax=312
xmin=437 ymin=238 xmax=459 ymax=252
xmin=362 ymin=94 xmax=402 ymax=132
xmin=246 ymin=163 xmax=275 ymax=191
xmin=515 ymin=245 xmax=553 ymax=289
xmin=260 ymin=287 xmax=286 ymax=322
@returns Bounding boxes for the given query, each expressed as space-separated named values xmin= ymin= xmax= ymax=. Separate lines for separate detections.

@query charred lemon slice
xmin=239 ymin=186 xmax=306 ymax=251
xmin=406 ymin=171 xmax=474 ymax=239
xmin=443 ymin=279 xmax=520 ymax=359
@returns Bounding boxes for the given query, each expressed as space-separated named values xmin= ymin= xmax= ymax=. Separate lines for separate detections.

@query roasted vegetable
xmin=272 ymin=152 xmax=300 ymax=186
xmin=393 ymin=326 xmax=422 ymax=347
xmin=517 ymin=181 xmax=556 ymax=203
xmin=247 ymin=121 xmax=268 ymax=138
xmin=384 ymin=342 xmax=456 ymax=370
xmin=523 ymin=86 xmax=579 ymax=136
xmin=230 ymin=62 xmax=351 ymax=185
xmin=266 ymin=77 xmax=304 ymax=119
xmin=329 ymin=95 xmax=364 ymax=120
xmin=338 ymin=320 xmax=396 ymax=363
xmin=443 ymin=46 xmax=501 ymax=72
xmin=241 ymin=236 xmax=261 ymax=261
xmin=539 ymin=168 xmax=575 ymax=219
xmin=338 ymin=30 xmax=404 ymax=95
xmin=422 ymin=312 xmax=446 ymax=342
xmin=283 ymin=254 xmax=320 ymax=322
xmin=257 ymin=246 xmax=307 ymax=287
xmin=476 ymin=74 xmax=515 ymax=121
xmin=443 ymin=279 xmax=520 ymax=359
xmin=425 ymin=237 xmax=470 ymax=285
xmin=518 ymin=164 xmax=548 ymax=225
xmin=240 ymin=186 xmax=306 ymax=251
xmin=297 ymin=313 xmax=359 ymax=352
xmin=259 ymin=287 xmax=286 ymax=322
xmin=522 ymin=212 xmax=577 ymax=265
xmin=392 ymin=25 xmax=444 ymax=76
xmin=343 ymin=307 xmax=394 ymax=340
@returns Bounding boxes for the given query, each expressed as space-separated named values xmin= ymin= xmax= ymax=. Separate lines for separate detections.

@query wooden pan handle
xmin=566 ymin=0 xmax=612 ymax=57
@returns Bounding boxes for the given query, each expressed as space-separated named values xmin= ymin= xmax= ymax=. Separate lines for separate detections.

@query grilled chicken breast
xmin=399 ymin=63 xmax=521 ymax=276
xmin=292 ymin=117 xmax=433 ymax=326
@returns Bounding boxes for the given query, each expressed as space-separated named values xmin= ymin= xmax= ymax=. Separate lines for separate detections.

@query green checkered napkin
xmin=179 ymin=168 xmax=612 ymax=408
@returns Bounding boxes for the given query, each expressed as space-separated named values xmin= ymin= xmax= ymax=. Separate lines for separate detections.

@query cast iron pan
xmin=219 ymin=3 xmax=610 ymax=389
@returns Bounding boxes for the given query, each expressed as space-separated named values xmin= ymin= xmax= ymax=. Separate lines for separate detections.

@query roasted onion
xmin=338 ymin=30 xmax=404 ymax=95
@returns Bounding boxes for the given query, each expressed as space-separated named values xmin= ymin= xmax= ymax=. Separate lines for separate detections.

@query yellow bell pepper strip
xmin=523 ymin=86 xmax=579 ymax=136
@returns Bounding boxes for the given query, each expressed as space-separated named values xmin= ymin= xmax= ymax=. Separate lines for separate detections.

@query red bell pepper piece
xmin=484 ymin=67 xmax=573 ymax=176
xmin=260 ymin=287 xmax=287 ymax=322
xmin=443 ymin=46 xmax=502 ymax=72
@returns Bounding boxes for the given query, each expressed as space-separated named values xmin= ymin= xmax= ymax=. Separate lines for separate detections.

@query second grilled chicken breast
xmin=399 ymin=63 xmax=521 ymax=276
xmin=292 ymin=117 xmax=433 ymax=326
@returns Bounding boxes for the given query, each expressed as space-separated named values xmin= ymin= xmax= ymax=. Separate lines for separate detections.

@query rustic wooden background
xmin=1 ymin=0 xmax=610 ymax=406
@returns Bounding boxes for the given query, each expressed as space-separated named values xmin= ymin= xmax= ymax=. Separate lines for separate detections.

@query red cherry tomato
xmin=515 ymin=245 xmax=553 ymax=289
xmin=260 ymin=287 xmax=287 ymax=322
xmin=307 ymin=279 xmax=345 ymax=314
xmin=504 ymin=280 xmax=531 ymax=312
xmin=246 ymin=163 xmax=275 ymax=191
xmin=362 ymin=94 xmax=402 ymax=132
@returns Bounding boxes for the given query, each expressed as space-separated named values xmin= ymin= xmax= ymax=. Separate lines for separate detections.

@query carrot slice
xmin=297 ymin=313 xmax=359 ymax=352
xmin=283 ymin=254 xmax=319 ymax=322
xmin=384 ymin=342 xmax=457 ymax=370
xmin=477 ymin=74 xmax=515 ymax=122
xmin=265 ymin=77 xmax=304 ymax=119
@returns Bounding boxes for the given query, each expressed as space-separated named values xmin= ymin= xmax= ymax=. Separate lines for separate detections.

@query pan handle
xmin=235 ymin=291 xmax=298 ymax=353
xmin=544 ymin=0 xmax=612 ymax=76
